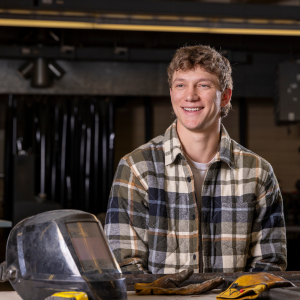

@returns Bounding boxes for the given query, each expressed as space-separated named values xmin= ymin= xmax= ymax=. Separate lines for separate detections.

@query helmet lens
xmin=66 ymin=222 xmax=118 ymax=272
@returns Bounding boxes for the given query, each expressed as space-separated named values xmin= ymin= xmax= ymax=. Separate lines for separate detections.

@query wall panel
xmin=248 ymin=99 xmax=300 ymax=191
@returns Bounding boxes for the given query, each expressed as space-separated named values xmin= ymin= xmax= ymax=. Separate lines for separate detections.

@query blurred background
xmin=0 ymin=0 xmax=300 ymax=277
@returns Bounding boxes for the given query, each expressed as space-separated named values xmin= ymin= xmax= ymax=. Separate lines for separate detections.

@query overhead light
xmin=17 ymin=58 xmax=65 ymax=88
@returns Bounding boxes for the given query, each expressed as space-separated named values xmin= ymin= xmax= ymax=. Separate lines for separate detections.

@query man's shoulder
xmin=122 ymin=134 xmax=165 ymax=165
xmin=230 ymin=138 xmax=273 ymax=173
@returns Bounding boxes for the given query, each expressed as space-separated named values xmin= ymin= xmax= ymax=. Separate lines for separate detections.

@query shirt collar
xmin=217 ymin=124 xmax=236 ymax=169
xmin=163 ymin=119 xmax=182 ymax=166
xmin=163 ymin=119 xmax=235 ymax=169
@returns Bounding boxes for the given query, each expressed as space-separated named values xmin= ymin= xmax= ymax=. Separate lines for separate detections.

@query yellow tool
xmin=45 ymin=291 xmax=88 ymax=300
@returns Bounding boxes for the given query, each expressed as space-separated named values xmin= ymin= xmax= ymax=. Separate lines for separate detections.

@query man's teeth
xmin=184 ymin=107 xmax=202 ymax=111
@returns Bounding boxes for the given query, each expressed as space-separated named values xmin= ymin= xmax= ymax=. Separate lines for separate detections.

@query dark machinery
xmin=0 ymin=210 xmax=127 ymax=300
xmin=4 ymin=96 xmax=115 ymax=226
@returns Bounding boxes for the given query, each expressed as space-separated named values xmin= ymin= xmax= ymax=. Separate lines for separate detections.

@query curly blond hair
xmin=167 ymin=45 xmax=233 ymax=118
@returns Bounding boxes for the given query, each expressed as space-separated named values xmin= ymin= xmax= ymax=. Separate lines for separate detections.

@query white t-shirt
xmin=185 ymin=156 xmax=209 ymax=212
xmin=185 ymin=154 xmax=217 ymax=207
xmin=185 ymin=153 xmax=215 ymax=272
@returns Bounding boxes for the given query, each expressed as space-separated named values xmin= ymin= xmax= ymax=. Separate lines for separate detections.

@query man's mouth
xmin=183 ymin=107 xmax=204 ymax=112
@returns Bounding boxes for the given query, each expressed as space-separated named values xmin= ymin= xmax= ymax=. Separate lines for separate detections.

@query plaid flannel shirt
xmin=104 ymin=120 xmax=287 ymax=274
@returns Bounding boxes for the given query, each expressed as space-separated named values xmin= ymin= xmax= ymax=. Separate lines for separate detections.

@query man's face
xmin=170 ymin=66 xmax=231 ymax=134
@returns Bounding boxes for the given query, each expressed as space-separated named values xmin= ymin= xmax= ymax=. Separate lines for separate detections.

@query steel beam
xmin=0 ymin=50 xmax=292 ymax=98
xmin=0 ymin=45 xmax=175 ymax=62
xmin=0 ymin=3 xmax=299 ymax=35
xmin=1 ymin=0 xmax=300 ymax=21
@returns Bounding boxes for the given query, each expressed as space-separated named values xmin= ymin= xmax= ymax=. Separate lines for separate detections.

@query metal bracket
xmin=0 ymin=261 xmax=8 ymax=282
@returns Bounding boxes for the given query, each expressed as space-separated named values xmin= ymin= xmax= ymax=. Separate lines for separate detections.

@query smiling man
xmin=104 ymin=45 xmax=287 ymax=274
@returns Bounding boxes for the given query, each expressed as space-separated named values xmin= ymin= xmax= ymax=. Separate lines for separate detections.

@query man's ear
xmin=220 ymin=88 xmax=232 ymax=107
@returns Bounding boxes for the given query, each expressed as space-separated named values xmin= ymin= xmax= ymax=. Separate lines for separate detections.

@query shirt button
xmin=192 ymin=214 xmax=195 ymax=220
xmin=187 ymin=177 xmax=191 ymax=182
xmin=193 ymin=254 xmax=196 ymax=260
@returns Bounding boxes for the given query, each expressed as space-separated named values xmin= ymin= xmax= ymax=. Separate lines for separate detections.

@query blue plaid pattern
xmin=104 ymin=120 xmax=287 ymax=274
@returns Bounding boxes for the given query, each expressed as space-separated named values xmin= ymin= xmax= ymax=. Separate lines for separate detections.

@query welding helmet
xmin=1 ymin=210 xmax=127 ymax=300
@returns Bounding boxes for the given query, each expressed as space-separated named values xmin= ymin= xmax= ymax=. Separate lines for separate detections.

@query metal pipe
xmin=239 ymin=97 xmax=248 ymax=148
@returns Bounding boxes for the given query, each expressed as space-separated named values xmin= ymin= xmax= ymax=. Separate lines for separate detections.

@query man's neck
xmin=177 ymin=121 xmax=221 ymax=164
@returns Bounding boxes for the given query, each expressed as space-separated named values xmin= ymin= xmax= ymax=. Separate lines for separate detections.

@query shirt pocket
xmin=221 ymin=196 xmax=256 ymax=221
xmin=220 ymin=197 xmax=255 ymax=254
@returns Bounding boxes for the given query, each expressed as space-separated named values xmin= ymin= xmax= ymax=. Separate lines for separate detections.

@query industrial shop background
xmin=0 ymin=0 xmax=300 ymax=280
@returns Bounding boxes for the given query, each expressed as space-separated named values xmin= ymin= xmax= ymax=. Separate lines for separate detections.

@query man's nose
xmin=186 ymin=86 xmax=199 ymax=101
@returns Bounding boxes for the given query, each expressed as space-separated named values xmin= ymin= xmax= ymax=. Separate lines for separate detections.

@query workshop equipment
xmin=0 ymin=210 xmax=127 ymax=300
xmin=4 ymin=96 xmax=114 ymax=226
xmin=135 ymin=269 xmax=225 ymax=295
xmin=217 ymin=272 xmax=295 ymax=300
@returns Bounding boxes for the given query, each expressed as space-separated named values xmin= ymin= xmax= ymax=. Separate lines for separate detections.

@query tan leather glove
xmin=217 ymin=272 xmax=295 ymax=300
xmin=134 ymin=269 xmax=225 ymax=295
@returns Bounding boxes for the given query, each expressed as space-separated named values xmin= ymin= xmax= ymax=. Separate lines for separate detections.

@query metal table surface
xmin=3 ymin=271 xmax=300 ymax=299
xmin=124 ymin=271 xmax=300 ymax=290
xmin=0 ymin=219 xmax=12 ymax=228
xmin=0 ymin=291 xmax=221 ymax=300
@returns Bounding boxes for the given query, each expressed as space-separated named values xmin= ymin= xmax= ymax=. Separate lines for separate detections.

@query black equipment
xmin=276 ymin=62 xmax=300 ymax=123
xmin=4 ymin=96 xmax=115 ymax=225
xmin=0 ymin=210 xmax=127 ymax=300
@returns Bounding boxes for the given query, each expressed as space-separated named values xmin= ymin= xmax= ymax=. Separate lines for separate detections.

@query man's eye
xmin=199 ymin=84 xmax=210 ymax=89
xmin=176 ymin=84 xmax=184 ymax=88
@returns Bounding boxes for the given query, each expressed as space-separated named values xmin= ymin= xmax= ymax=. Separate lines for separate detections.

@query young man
xmin=104 ymin=45 xmax=287 ymax=274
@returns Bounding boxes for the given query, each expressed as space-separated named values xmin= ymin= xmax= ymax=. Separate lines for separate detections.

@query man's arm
xmin=104 ymin=158 xmax=150 ymax=274
xmin=246 ymin=166 xmax=287 ymax=272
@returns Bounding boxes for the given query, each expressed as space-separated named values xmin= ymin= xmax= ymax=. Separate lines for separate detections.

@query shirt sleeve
xmin=246 ymin=166 xmax=287 ymax=272
xmin=104 ymin=158 xmax=150 ymax=274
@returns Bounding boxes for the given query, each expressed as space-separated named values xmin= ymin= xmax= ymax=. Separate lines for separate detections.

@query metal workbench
xmin=0 ymin=291 xmax=220 ymax=300
xmin=124 ymin=271 xmax=300 ymax=290
xmin=2 ymin=271 xmax=300 ymax=299
xmin=0 ymin=219 xmax=12 ymax=228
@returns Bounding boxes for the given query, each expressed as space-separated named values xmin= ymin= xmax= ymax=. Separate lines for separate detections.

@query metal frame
xmin=0 ymin=3 xmax=300 ymax=35
xmin=0 ymin=1 xmax=300 ymax=20
xmin=0 ymin=45 xmax=175 ymax=62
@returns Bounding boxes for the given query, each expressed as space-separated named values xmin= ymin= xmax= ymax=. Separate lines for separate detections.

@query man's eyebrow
xmin=172 ymin=78 xmax=186 ymax=83
xmin=172 ymin=78 xmax=214 ymax=83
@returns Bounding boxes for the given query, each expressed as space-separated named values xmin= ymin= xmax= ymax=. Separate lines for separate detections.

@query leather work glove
xmin=217 ymin=272 xmax=295 ymax=300
xmin=134 ymin=269 xmax=225 ymax=295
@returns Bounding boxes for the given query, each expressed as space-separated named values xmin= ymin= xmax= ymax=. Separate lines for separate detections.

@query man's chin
xmin=179 ymin=121 xmax=205 ymax=132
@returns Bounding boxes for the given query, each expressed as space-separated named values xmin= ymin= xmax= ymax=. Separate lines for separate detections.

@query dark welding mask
xmin=0 ymin=210 xmax=127 ymax=300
